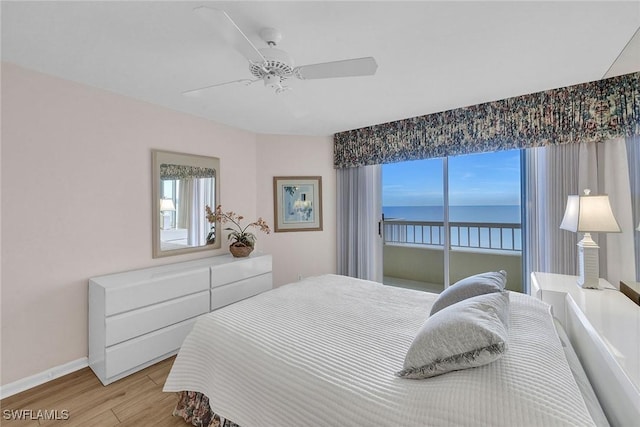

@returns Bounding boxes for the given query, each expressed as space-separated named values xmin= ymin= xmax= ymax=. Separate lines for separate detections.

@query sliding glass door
xmin=382 ymin=149 xmax=523 ymax=292
xmin=382 ymin=158 xmax=444 ymax=293
xmin=447 ymin=150 xmax=523 ymax=291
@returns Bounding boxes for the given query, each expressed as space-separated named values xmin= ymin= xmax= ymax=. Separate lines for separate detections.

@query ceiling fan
xmin=183 ymin=6 xmax=378 ymax=95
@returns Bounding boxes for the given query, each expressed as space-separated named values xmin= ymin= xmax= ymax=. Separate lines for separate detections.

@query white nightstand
xmin=530 ymin=272 xmax=615 ymax=327
xmin=530 ymin=272 xmax=640 ymax=427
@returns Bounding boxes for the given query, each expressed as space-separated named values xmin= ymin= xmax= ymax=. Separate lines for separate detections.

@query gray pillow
xmin=430 ymin=270 xmax=507 ymax=315
xmin=397 ymin=291 xmax=510 ymax=379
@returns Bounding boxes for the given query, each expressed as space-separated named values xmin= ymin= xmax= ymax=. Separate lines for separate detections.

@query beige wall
xmin=256 ymin=134 xmax=337 ymax=286
xmin=0 ymin=63 xmax=336 ymax=386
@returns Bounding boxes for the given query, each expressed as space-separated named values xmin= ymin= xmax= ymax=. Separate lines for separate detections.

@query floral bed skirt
xmin=173 ymin=391 xmax=241 ymax=427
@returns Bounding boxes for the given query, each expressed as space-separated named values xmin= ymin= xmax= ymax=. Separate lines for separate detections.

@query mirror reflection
xmin=152 ymin=150 xmax=221 ymax=258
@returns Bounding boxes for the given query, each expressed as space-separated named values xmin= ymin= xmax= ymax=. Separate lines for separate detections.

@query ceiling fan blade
xmin=193 ymin=6 xmax=265 ymax=64
xmin=182 ymin=79 xmax=258 ymax=96
xmin=294 ymin=57 xmax=378 ymax=80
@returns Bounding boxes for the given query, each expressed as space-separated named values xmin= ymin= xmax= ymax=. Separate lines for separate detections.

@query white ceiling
xmin=2 ymin=1 xmax=639 ymax=136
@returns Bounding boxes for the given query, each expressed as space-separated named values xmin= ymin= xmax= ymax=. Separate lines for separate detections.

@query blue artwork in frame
xmin=274 ymin=176 xmax=323 ymax=232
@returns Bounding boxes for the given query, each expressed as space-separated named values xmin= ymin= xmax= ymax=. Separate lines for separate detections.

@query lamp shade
xmin=560 ymin=189 xmax=620 ymax=233
xmin=160 ymin=198 xmax=176 ymax=211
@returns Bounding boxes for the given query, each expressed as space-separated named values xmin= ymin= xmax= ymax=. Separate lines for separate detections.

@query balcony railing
xmin=383 ymin=220 xmax=522 ymax=252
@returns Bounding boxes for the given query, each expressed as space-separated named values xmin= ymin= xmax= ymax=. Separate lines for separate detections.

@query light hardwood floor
xmin=0 ymin=357 xmax=187 ymax=426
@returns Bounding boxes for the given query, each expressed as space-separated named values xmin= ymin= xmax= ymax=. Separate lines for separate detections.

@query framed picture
xmin=273 ymin=176 xmax=323 ymax=232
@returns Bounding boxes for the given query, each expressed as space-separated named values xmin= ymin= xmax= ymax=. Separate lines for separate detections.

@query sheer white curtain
xmin=525 ymin=144 xmax=580 ymax=279
xmin=525 ymin=138 xmax=637 ymax=289
xmin=336 ymin=165 xmax=383 ymax=282
xmin=627 ymin=136 xmax=640 ymax=281
xmin=177 ymin=179 xmax=191 ymax=231
xmin=602 ymin=138 xmax=635 ymax=287
xmin=177 ymin=178 xmax=215 ymax=246
xmin=189 ymin=178 xmax=214 ymax=246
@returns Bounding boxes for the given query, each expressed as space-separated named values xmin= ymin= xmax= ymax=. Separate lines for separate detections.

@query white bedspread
xmin=164 ymin=274 xmax=595 ymax=427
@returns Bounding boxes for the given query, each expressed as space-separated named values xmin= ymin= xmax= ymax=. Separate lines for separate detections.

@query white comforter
xmin=164 ymin=274 xmax=595 ymax=427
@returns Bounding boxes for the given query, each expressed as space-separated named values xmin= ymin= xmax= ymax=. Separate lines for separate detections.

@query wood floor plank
xmin=39 ymin=375 xmax=154 ymax=427
xmin=16 ymin=373 xmax=118 ymax=422
xmin=0 ymin=413 xmax=41 ymax=427
xmin=65 ymin=409 xmax=121 ymax=427
xmin=117 ymin=393 xmax=184 ymax=427
xmin=110 ymin=380 xmax=166 ymax=422
xmin=0 ymin=359 xmax=189 ymax=427
xmin=1 ymin=368 xmax=99 ymax=410
xmin=145 ymin=357 xmax=175 ymax=386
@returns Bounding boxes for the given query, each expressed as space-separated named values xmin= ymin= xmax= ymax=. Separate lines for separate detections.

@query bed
xmin=163 ymin=273 xmax=608 ymax=427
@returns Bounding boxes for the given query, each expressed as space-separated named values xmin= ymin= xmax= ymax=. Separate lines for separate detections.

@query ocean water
xmin=383 ymin=205 xmax=521 ymax=224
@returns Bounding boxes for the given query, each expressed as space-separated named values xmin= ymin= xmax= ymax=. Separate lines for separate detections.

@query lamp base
xmin=576 ymin=233 xmax=600 ymax=289
xmin=161 ymin=213 xmax=172 ymax=230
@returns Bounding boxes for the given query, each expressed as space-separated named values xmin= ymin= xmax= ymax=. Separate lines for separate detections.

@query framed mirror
xmin=152 ymin=150 xmax=221 ymax=258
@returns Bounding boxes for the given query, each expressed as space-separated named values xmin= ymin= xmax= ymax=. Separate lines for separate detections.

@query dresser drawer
xmin=105 ymin=290 xmax=209 ymax=346
xmin=104 ymin=268 xmax=209 ymax=316
xmin=211 ymin=273 xmax=272 ymax=310
xmin=90 ymin=253 xmax=272 ymax=385
xmin=105 ymin=318 xmax=196 ymax=379
xmin=211 ymin=255 xmax=272 ymax=288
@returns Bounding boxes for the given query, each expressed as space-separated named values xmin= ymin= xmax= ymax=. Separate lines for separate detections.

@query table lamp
xmin=160 ymin=198 xmax=176 ymax=230
xmin=560 ymin=189 xmax=621 ymax=289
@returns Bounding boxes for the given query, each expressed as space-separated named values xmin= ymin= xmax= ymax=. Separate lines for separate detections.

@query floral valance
xmin=160 ymin=164 xmax=216 ymax=180
xmin=334 ymin=71 xmax=640 ymax=168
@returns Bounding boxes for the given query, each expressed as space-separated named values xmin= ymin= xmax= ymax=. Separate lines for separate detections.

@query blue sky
xmin=383 ymin=149 xmax=521 ymax=206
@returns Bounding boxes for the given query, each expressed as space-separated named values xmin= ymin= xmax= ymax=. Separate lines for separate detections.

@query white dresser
xmin=89 ymin=253 xmax=272 ymax=385
xmin=530 ymin=272 xmax=640 ymax=427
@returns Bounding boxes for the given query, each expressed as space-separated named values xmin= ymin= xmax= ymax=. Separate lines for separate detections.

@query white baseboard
xmin=0 ymin=357 xmax=88 ymax=400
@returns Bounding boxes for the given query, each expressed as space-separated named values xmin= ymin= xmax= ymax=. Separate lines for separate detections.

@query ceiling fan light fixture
xmin=262 ymin=74 xmax=290 ymax=94
xmin=263 ymin=74 xmax=281 ymax=88
xmin=185 ymin=7 xmax=378 ymax=96
xmin=249 ymin=47 xmax=294 ymax=80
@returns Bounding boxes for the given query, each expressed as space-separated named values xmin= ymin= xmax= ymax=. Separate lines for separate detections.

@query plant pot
xmin=229 ymin=244 xmax=253 ymax=258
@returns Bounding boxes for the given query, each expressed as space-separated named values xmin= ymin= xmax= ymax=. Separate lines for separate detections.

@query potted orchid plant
xmin=205 ymin=205 xmax=271 ymax=257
